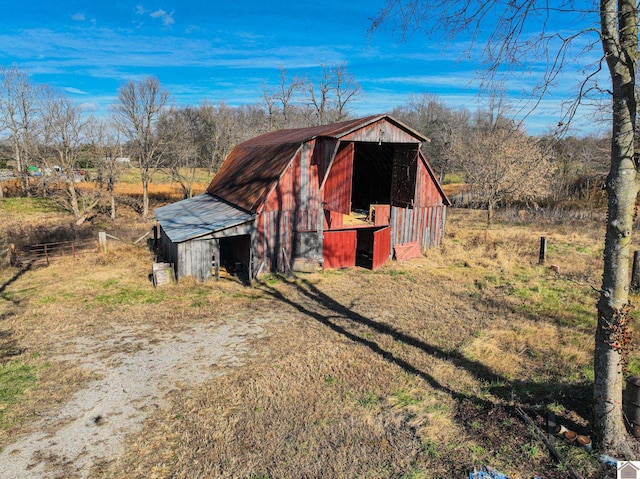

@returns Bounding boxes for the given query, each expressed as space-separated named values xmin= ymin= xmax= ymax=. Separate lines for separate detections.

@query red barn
xmin=156 ymin=115 xmax=450 ymax=282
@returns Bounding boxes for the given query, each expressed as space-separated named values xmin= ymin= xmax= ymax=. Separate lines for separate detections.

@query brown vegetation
xmin=0 ymin=207 xmax=634 ymax=478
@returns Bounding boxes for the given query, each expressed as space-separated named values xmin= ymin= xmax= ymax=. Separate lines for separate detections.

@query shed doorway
xmin=218 ymin=234 xmax=252 ymax=281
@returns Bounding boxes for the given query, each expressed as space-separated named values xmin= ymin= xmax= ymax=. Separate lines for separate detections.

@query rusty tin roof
xmin=206 ymin=115 xmax=427 ymax=212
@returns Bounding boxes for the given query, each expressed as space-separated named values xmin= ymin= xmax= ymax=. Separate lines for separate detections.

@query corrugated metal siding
xmin=390 ymin=205 xmax=446 ymax=251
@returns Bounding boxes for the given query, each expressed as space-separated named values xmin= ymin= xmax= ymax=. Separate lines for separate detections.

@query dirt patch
xmin=0 ymin=315 xmax=272 ymax=479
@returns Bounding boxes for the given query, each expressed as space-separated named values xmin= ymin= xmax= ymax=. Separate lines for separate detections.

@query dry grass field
xmin=0 ymin=198 xmax=638 ymax=478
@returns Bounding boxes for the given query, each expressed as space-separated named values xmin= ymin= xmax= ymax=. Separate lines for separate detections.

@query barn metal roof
xmin=207 ymin=115 xmax=428 ymax=212
xmin=155 ymin=194 xmax=254 ymax=243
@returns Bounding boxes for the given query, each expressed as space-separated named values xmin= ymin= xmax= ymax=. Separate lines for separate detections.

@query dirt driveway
xmin=0 ymin=315 xmax=271 ymax=479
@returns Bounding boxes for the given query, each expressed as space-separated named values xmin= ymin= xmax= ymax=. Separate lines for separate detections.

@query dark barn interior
xmin=350 ymin=142 xmax=418 ymax=212
xmin=350 ymin=143 xmax=393 ymax=210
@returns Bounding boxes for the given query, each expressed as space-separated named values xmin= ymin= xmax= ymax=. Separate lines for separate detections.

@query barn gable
xmin=157 ymin=115 xmax=450 ymax=282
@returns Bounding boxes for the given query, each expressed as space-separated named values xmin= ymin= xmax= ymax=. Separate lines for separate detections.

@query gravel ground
xmin=0 ymin=316 xmax=271 ymax=479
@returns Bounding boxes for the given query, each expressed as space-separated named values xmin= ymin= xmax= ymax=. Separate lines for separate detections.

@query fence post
xmin=538 ymin=237 xmax=547 ymax=265
xmin=632 ymin=250 xmax=640 ymax=292
xmin=99 ymin=231 xmax=107 ymax=253
xmin=9 ymin=243 xmax=16 ymax=267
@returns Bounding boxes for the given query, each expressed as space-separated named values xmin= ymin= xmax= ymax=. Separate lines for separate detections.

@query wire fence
xmin=27 ymin=239 xmax=97 ymax=265
xmin=1 ymin=228 xmax=155 ymax=268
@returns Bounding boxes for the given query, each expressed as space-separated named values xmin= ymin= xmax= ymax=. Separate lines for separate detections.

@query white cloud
xmin=150 ymin=9 xmax=175 ymax=26
xmin=64 ymin=87 xmax=89 ymax=95
xmin=71 ymin=13 xmax=86 ymax=22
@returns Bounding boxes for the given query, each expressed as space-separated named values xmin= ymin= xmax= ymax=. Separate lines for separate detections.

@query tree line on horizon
xmin=0 ymin=64 xmax=610 ymax=225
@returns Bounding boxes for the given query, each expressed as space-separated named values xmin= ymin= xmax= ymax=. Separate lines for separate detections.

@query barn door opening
xmin=218 ymin=234 xmax=251 ymax=281
xmin=350 ymin=143 xmax=418 ymax=213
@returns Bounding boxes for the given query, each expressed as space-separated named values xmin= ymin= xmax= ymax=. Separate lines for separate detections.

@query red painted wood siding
xmin=371 ymin=204 xmax=390 ymax=226
xmin=372 ymin=226 xmax=391 ymax=270
xmin=323 ymin=142 xmax=354 ymax=214
xmin=323 ymin=230 xmax=356 ymax=269
xmin=415 ymin=154 xmax=444 ymax=208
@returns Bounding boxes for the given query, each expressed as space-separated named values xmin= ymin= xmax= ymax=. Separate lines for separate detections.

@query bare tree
xmin=112 ymin=76 xmax=170 ymax=217
xmin=275 ymin=67 xmax=304 ymax=127
xmin=332 ymin=64 xmax=362 ymax=122
xmin=306 ymin=64 xmax=362 ymax=125
xmin=461 ymin=117 xmax=550 ymax=226
xmin=88 ymin=119 xmax=125 ymax=219
xmin=392 ymin=93 xmax=469 ymax=180
xmin=372 ymin=0 xmax=639 ymax=456
xmin=0 ymin=65 xmax=42 ymax=195
xmin=307 ymin=65 xmax=333 ymax=125
xmin=38 ymin=89 xmax=96 ymax=223
xmin=198 ymin=102 xmax=243 ymax=175
xmin=156 ymin=107 xmax=200 ymax=199
xmin=262 ymin=67 xmax=306 ymax=129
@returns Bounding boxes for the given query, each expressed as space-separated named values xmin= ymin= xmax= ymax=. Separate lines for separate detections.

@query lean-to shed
xmin=155 ymin=115 xmax=450 ymax=282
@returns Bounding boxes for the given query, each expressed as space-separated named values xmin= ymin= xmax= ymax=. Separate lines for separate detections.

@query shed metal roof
xmin=155 ymin=194 xmax=254 ymax=243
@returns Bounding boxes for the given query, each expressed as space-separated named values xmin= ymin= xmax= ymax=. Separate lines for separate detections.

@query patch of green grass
xmin=468 ymin=443 xmax=487 ymax=459
xmin=421 ymin=439 xmax=441 ymax=459
xmin=626 ymin=355 xmax=640 ymax=378
xmin=520 ymin=441 xmax=542 ymax=459
xmin=188 ymin=287 xmax=210 ymax=307
xmin=324 ymin=375 xmax=337 ymax=385
xmin=400 ymin=468 xmax=429 ymax=479
xmin=0 ymin=197 xmax=62 ymax=215
xmin=357 ymin=391 xmax=379 ymax=408
xmin=93 ymin=284 xmax=165 ymax=307
xmin=393 ymin=389 xmax=422 ymax=407
xmin=231 ymin=292 xmax=262 ymax=301
xmin=442 ymin=173 xmax=465 ymax=184
xmin=504 ymin=272 xmax=596 ymax=330
xmin=0 ymin=360 xmax=38 ymax=426
xmin=387 ymin=269 xmax=411 ymax=278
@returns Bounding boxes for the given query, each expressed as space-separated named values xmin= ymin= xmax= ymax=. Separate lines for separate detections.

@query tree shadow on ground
xmin=0 ymin=263 xmax=32 ymax=362
xmin=0 ymin=261 xmax=33 ymax=305
xmin=257 ymin=276 xmax=593 ymax=432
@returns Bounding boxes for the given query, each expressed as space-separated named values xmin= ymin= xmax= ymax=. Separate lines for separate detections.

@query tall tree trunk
xmin=110 ymin=193 xmax=116 ymax=220
xmin=486 ymin=200 xmax=495 ymax=228
xmin=142 ymin=176 xmax=150 ymax=217
xmin=67 ymin=180 xmax=80 ymax=220
xmin=594 ymin=0 xmax=639 ymax=457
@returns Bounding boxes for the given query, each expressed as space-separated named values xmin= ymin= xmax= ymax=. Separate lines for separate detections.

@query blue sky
xmin=0 ymin=0 xmax=607 ymax=136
